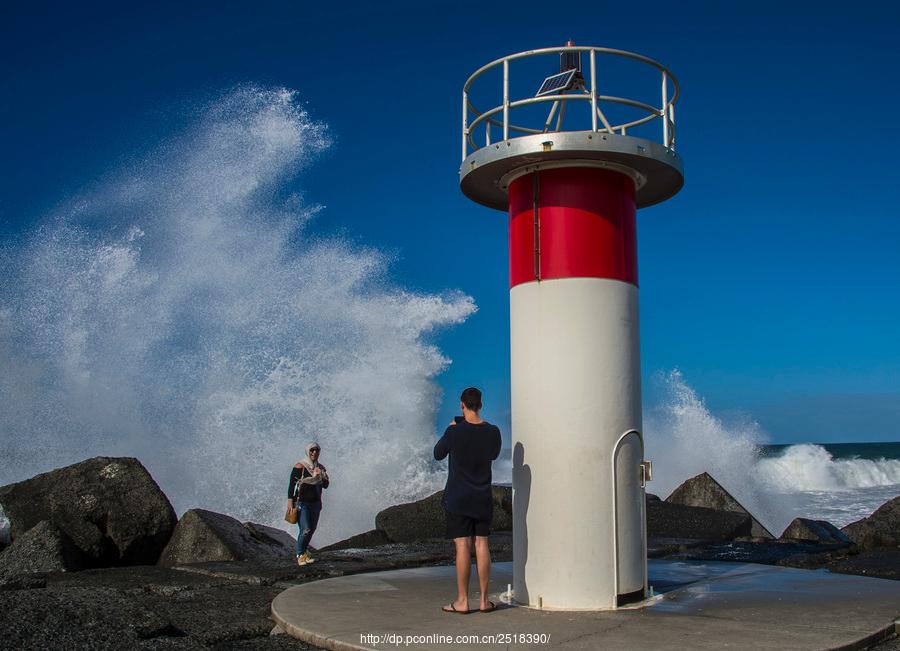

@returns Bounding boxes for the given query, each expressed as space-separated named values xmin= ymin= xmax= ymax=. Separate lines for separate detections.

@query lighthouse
xmin=459 ymin=44 xmax=683 ymax=609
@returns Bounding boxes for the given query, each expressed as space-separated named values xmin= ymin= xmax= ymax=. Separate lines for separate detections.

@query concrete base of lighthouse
xmin=510 ymin=277 xmax=646 ymax=610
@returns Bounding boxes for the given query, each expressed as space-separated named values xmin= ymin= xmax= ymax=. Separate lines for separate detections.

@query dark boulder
xmin=666 ymin=472 xmax=774 ymax=538
xmin=647 ymin=500 xmax=752 ymax=541
xmin=0 ymin=520 xmax=87 ymax=577
xmin=375 ymin=485 xmax=512 ymax=543
xmin=320 ymin=529 xmax=391 ymax=551
xmin=842 ymin=496 xmax=900 ymax=550
xmin=158 ymin=509 xmax=295 ymax=565
xmin=0 ymin=457 xmax=177 ymax=567
xmin=779 ymin=518 xmax=851 ymax=544
xmin=376 ymin=491 xmax=444 ymax=542
xmin=491 ymin=485 xmax=513 ymax=531
xmin=242 ymin=521 xmax=297 ymax=551
xmin=0 ymin=507 xmax=9 ymax=552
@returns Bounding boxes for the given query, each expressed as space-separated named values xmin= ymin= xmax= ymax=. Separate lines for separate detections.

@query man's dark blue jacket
xmin=433 ymin=420 xmax=502 ymax=521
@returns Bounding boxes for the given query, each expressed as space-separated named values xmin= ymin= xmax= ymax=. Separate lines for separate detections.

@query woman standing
xmin=287 ymin=442 xmax=329 ymax=566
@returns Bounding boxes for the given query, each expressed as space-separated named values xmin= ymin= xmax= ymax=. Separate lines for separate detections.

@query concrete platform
xmin=272 ymin=560 xmax=900 ymax=650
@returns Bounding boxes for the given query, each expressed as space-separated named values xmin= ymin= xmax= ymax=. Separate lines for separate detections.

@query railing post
xmin=661 ymin=70 xmax=669 ymax=147
xmin=590 ymin=49 xmax=598 ymax=133
xmin=503 ymin=59 xmax=510 ymax=141
xmin=462 ymin=90 xmax=468 ymax=161
xmin=669 ymin=104 xmax=676 ymax=150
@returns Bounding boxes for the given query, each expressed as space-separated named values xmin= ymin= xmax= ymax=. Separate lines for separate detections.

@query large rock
xmin=0 ymin=505 xmax=10 ymax=552
xmin=780 ymin=518 xmax=851 ymax=544
xmin=0 ymin=521 xmax=87 ymax=577
xmin=242 ymin=521 xmax=297 ymax=551
xmin=647 ymin=500 xmax=752 ymax=541
xmin=666 ymin=472 xmax=774 ymax=538
xmin=842 ymin=496 xmax=900 ymax=550
xmin=158 ymin=509 xmax=296 ymax=565
xmin=0 ymin=529 xmax=8 ymax=554
xmin=376 ymin=492 xmax=444 ymax=542
xmin=321 ymin=529 xmax=391 ymax=551
xmin=375 ymin=486 xmax=512 ymax=543
xmin=0 ymin=457 xmax=177 ymax=567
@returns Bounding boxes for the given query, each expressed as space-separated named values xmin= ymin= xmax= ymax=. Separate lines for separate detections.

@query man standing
xmin=434 ymin=387 xmax=503 ymax=614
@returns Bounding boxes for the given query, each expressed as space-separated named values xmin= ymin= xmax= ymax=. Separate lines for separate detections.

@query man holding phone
xmin=433 ymin=387 xmax=503 ymax=614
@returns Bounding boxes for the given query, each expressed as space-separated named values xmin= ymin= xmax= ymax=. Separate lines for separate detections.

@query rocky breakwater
xmin=0 ymin=457 xmax=426 ymax=650
xmin=647 ymin=473 xmax=900 ymax=580
xmin=326 ymin=474 xmax=898 ymax=583
xmin=1 ymin=457 xmax=897 ymax=649
xmin=0 ymin=458 xmax=500 ymax=649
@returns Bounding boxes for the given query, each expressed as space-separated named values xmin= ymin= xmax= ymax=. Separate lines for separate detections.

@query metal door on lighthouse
xmin=614 ymin=430 xmax=645 ymax=602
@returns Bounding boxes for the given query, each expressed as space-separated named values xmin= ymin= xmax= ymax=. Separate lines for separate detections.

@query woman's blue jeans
xmin=296 ymin=501 xmax=321 ymax=556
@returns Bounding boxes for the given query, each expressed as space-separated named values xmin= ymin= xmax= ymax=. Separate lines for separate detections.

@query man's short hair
xmin=460 ymin=387 xmax=482 ymax=412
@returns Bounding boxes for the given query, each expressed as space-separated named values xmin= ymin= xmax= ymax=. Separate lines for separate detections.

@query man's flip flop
xmin=442 ymin=604 xmax=470 ymax=614
xmin=479 ymin=601 xmax=497 ymax=613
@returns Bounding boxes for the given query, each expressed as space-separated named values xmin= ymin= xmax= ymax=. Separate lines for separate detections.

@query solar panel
xmin=536 ymin=69 xmax=577 ymax=97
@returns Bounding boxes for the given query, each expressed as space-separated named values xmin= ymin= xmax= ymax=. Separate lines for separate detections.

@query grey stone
xmin=666 ymin=472 xmax=774 ymax=538
xmin=320 ymin=528 xmax=391 ymax=551
xmin=0 ymin=520 xmax=87 ymax=577
xmin=842 ymin=496 xmax=900 ymax=550
xmin=159 ymin=509 xmax=295 ymax=565
xmin=780 ymin=518 xmax=851 ymax=544
xmin=647 ymin=500 xmax=753 ymax=541
xmin=0 ymin=456 xmax=177 ymax=566
xmin=243 ymin=521 xmax=297 ymax=551
xmin=374 ymin=485 xmax=512 ymax=543
xmin=0 ymin=505 xmax=10 ymax=551
xmin=375 ymin=491 xmax=444 ymax=542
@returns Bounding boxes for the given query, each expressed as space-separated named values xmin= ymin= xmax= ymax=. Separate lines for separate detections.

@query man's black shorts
xmin=445 ymin=511 xmax=490 ymax=539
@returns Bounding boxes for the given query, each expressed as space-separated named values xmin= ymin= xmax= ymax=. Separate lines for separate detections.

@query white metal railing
xmin=462 ymin=46 xmax=679 ymax=162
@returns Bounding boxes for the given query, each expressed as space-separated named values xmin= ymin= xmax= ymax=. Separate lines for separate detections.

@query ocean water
xmin=635 ymin=372 xmax=900 ymax=535
xmin=756 ymin=442 xmax=900 ymax=530
xmin=0 ymin=88 xmax=896 ymax=547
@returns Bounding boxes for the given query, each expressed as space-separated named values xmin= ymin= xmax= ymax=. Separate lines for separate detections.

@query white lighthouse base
xmin=510 ymin=277 xmax=646 ymax=610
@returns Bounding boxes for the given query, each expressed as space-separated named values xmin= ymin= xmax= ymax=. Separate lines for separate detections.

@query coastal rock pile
xmin=0 ymin=457 xmax=176 ymax=568
xmin=842 ymin=496 xmax=900 ymax=550
xmin=665 ymin=472 xmax=774 ymax=538
xmin=0 ymin=455 xmax=897 ymax=649
xmin=368 ymin=482 xmax=761 ymax=545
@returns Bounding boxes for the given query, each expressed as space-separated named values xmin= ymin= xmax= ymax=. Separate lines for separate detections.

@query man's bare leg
xmin=474 ymin=535 xmax=492 ymax=610
xmin=447 ymin=536 xmax=472 ymax=612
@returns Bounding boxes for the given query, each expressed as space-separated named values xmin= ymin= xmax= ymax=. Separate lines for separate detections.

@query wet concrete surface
xmin=272 ymin=560 xmax=900 ymax=650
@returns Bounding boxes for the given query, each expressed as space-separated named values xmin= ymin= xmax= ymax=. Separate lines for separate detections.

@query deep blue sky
xmin=2 ymin=1 xmax=899 ymax=443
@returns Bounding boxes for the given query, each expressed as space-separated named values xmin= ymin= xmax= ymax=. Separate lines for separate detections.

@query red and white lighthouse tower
xmin=459 ymin=44 xmax=683 ymax=610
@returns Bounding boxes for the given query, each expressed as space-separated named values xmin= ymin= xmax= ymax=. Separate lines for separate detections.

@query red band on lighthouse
xmin=508 ymin=167 xmax=638 ymax=288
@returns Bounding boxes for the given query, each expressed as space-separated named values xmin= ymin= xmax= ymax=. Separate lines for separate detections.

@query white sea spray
xmin=0 ymin=86 xmax=474 ymax=544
